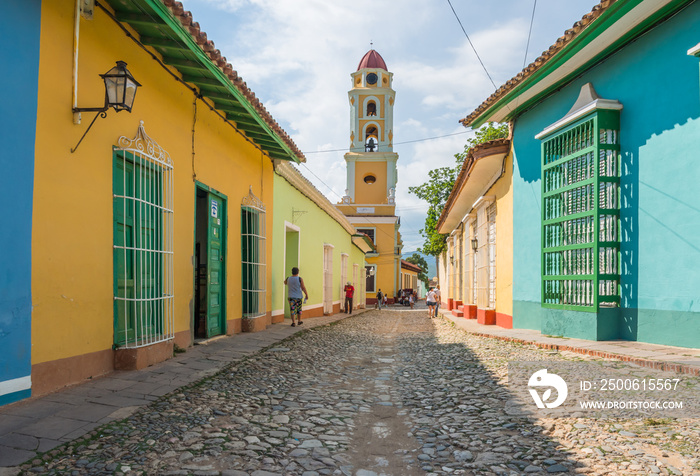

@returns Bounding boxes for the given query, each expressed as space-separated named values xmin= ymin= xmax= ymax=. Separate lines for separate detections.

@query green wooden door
xmin=207 ymin=194 xmax=225 ymax=336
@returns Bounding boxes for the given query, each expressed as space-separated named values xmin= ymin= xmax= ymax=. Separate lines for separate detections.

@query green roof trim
xmin=467 ymin=0 xmax=694 ymax=128
xmin=104 ymin=0 xmax=303 ymax=163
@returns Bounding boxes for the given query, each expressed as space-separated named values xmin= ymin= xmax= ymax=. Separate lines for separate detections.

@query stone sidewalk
xmin=2 ymin=303 xmax=699 ymax=472
xmin=439 ymin=308 xmax=700 ymax=376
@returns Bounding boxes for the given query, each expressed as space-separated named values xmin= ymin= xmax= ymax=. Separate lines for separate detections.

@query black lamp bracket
xmin=70 ymin=109 xmax=108 ymax=153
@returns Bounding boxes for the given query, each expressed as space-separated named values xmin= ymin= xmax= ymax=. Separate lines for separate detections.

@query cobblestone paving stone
xmin=16 ymin=310 xmax=700 ymax=476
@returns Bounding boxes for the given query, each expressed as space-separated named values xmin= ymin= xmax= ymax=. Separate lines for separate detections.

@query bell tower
xmin=337 ymin=48 xmax=402 ymax=305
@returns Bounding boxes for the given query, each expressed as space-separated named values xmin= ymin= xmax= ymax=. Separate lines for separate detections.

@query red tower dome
xmin=357 ymin=49 xmax=387 ymax=71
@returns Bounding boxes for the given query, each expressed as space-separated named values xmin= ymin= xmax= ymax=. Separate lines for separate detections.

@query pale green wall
xmin=272 ymin=173 xmax=365 ymax=317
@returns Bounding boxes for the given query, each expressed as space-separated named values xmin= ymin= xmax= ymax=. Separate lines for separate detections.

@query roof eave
xmin=462 ymin=0 xmax=692 ymax=129
xmin=103 ymin=0 xmax=304 ymax=163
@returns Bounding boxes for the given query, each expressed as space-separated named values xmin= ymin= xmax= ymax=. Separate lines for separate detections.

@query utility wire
xmin=523 ymin=0 xmax=538 ymax=70
xmin=302 ymin=130 xmax=470 ymax=155
xmin=445 ymin=0 xmax=498 ymax=91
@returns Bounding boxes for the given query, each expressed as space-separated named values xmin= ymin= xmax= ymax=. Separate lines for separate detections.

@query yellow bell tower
xmin=337 ymin=48 xmax=402 ymax=305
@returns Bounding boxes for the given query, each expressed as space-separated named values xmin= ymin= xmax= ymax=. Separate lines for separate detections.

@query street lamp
xmin=471 ymin=238 xmax=478 ymax=251
xmin=71 ymin=61 xmax=141 ymax=152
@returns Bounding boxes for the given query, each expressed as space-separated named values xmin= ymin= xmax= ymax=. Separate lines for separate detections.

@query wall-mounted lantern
xmin=71 ymin=61 xmax=141 ymax=153
xmin=471 ymin=238 xmax=479 ymax=251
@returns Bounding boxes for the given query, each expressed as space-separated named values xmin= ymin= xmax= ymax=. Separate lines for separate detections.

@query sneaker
xmin=291 ymin=323 xmax=296 ymax=327
xmin=298 ymin=320 xmax=303 ymax=325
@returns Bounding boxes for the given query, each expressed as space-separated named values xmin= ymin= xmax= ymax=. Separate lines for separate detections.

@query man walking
xmin=376 ymin=289 xmax=383 ymax=310
xmin=344 ymin=281 xmax=355 ymax=314
xmin=284 ymin=267 xmax=308 ymax=327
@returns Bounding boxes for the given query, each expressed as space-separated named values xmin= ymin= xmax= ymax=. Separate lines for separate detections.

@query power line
xmin=302 ymin=130 xmax=470 ymax=155
xmin=445 ymin=0 xmax=498 ymax=91
xmin=523 ymin=0 xmax=538 ymax=70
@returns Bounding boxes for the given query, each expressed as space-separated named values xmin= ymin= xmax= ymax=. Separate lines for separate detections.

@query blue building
xmin=0 ymin=0 xmax=41 ymax=405
xmin=462 ymin=0 xmax=700 ymax=347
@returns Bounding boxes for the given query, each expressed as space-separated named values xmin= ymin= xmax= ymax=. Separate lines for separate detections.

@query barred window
xmin=113 ymin=123 xmax=174 ymax=348
xmin=241 ymin=189 xmax=266 ymax=318
xmin=539 ymin=105 xmax=621 ymax=311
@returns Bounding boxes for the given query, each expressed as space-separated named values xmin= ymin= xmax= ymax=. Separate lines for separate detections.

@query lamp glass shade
xmin=101 ymin=61 xmax=141 ymax=112
xmin=471 ymin=239 xmax=478 ymax=250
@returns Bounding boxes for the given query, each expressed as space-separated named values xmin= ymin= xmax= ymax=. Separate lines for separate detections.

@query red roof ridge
xmin=460 ymin=0 xmax=615 ymax=127
xmin=160 ymin=0 xmax=304 ymax=160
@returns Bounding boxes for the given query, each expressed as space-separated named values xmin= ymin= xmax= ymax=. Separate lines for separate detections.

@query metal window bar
xmin=323 ymin=246 xmax=333 ymax=314
xmin=487 ymin=204 xmax=497 ymax=309
xmin=340 ymin=254 xmax=348 ymax=301
xmin=241 ymin=192 xmax=266 ymax=319
xmin=470 ymin=221 xmax=477 ymax=305
xmin=114 ymin=123 xmax=174 ymax=348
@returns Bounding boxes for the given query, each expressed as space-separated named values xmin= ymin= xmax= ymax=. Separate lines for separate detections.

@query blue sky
xmin=180 ymin=0 xmax=596 ymax=252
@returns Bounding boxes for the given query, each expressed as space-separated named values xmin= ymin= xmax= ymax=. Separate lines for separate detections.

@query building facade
xmin=272 ymin=162 xmax=370 ymax=321
xmin=461 ymin=0 xmax=700 ymax=347
xmin=1 ymin=0 xmax=306 ymax=406
xmin=437 ymin=139 xmax=513 ymax=327
xmin=336 ymin=49 xmax=403 ymax=305
xmin=0 ymin=0 xmax=42 ymax=406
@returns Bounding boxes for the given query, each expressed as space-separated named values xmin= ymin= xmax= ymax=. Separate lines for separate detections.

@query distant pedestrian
xmin=426 ymin=288 xmax=437 ymax=318
xmin=434 ymin=285 xmax=442 ymax=317
xmin=376 ymin=289 xmax=383 ymax=310
xmin=409 ymin=292 xmax=415 ymax=309
xmin=284 ymin=267 xmax=308 ymax=327
xmin=344 ymin=281 xmax=355 ymax=314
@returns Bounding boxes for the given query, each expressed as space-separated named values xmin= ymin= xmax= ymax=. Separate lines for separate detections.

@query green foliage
xmin=405 ymin=253 xmax=430 ymax=287
xmin=455 ymin=122 xmax=510 ymax=164
xmin=409 ymin=123 xmax=509 ymax=256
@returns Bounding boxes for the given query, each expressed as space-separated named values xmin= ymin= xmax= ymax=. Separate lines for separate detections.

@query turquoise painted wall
xmin=0 ymin=0 xmax=41 ymax=406
xmin=512 ymin=2 xmax=700 ymax=346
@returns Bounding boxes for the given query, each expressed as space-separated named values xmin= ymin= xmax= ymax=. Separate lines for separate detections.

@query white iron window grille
xmin=470 ymin=220 xmax=478 ymax=306
xmin=242 ymin=187 xmax=266 ymax=319
xmin=323 ymin=245 xmax=334 ymax=314
xmin=113 ymin=121 xmax=174 ymax=348
xmin=340 ymin=253 xmax=348 ymax=298
xmin=487 ymin=203 xmax=497 ymax=309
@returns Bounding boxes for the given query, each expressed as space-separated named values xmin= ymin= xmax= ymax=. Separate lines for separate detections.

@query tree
xmin=405 ymin=253 xmax=429 ymax=288
xmin=408 ymin=122 xmax=509 ymax=257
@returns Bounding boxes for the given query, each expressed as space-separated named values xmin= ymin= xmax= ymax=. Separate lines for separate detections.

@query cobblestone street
xmin=12 ymin=309 xmax=700 ymax=476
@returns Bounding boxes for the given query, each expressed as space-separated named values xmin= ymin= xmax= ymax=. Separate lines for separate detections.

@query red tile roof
xmin=161 ymin=0 xmax=303 ymax=161
xmin=357 ymin=49 xmax=388 ymax=71
xmin=437 ymin=138 xmax=511 ymax=231
xmin=460 ymin=0 xmax=615 ymax=127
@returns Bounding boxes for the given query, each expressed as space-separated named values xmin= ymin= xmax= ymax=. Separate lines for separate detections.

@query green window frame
xmin=540 ymin=107 xmax=621 ymax=311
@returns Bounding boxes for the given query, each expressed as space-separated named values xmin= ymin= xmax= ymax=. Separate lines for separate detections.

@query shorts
xmin=426 ymin=301 xmax=436 ymax=306
xmin=288 ymin=298 xmax=302 ymax=315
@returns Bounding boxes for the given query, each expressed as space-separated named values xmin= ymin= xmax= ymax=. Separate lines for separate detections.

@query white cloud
xmin=181 ymin=0 xmax=598 ymax=248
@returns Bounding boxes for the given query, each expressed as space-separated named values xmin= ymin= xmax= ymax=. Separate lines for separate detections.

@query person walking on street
xmin=376 ymin=289 xmax=383 ymax=310
xmin=344 ymin=281 xmax=355 ymax=314
xmin=284 ymin=267 xmax=308 ymax=327
xmin=426 ymin=288 xmax=437 ymax=318
xmin=434 ymin=285 xmax=442 ymax=317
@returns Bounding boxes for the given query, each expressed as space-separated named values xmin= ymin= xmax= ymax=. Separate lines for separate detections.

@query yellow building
xmin=336 ymin=49 xmax=402 ymax=304
xmin=28 ymin=0 xmax=304 ymax=398
xmin=437 ymin=139 xmax=513 ymax=328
